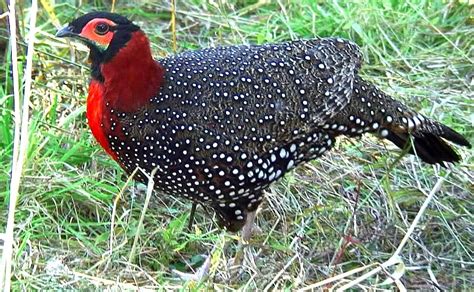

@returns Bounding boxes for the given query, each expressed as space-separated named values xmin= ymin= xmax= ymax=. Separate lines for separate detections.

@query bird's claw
xmin=171 ymin=254 xmax=211 ymax=282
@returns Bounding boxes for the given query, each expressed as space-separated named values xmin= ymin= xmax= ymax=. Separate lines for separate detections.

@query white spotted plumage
xmin=96 ymin=31 xmax=469 ymax=231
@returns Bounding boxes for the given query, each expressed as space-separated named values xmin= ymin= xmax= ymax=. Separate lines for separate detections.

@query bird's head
xmin=56 ymin=12 xmax=162 ymax=110
xmin=56 ymin=12 xmax=140 ymax=64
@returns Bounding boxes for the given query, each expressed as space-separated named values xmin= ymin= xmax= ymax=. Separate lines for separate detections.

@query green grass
xmin=1 ymin=0 xmax=473 ymax=290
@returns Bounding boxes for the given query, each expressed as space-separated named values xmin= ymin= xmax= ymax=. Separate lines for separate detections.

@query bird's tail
xmin=329 ymin=77 xmax=471 ymax=164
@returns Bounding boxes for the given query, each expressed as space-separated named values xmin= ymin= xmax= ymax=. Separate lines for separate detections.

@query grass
xmin=1 ymin=0 xmax=473 ymax=290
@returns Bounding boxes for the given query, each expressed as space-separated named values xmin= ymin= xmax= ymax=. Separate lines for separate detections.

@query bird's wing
xmin=123 ymin=38 xmax=363 ymax=166
xmin=154 ymin=38 xmax=361 ymax=143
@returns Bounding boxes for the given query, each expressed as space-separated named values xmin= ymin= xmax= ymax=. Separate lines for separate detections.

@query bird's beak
xmin=56 ymin=25 xmax=76 ymax=38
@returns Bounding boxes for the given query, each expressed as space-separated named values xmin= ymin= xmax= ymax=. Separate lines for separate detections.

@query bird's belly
xmin=111 ymin=127 xmax=334 ymax=207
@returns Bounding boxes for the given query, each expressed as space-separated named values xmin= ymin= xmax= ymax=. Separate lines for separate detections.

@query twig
xmin=329 ymin=180 xmax=361 ymax=271
xmin=263 ymin=254 xmax=298 ymax=291
xmin=298 ymin=263 xmax=379 ymax=291
xmin=71 ymin=271 xmax=155 ymax=291
xmin=336 ymin=174 xmax=448 ymax=291
xmin=299 ymin=173 xmax=448 ymax=291
xmin=0 ymin=1 xmax=37 ymax=291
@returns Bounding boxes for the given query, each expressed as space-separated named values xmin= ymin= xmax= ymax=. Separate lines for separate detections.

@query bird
xmin=56 ymin=11 xmax=470 ymax=277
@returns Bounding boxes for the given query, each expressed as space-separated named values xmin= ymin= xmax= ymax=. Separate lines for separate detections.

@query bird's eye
xmin=95 ymin=23 xmax=110 ymax=35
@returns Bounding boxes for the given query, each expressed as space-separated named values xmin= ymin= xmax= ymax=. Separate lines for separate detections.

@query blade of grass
xmin=1 ymin=2 xmax=20 ymax=290
xmin=109 ymin=167 xmax=138 ymax=254
xmin=1 ymin=1 xmax=37 ymax=290
xmin=171 ymin=0 xmax=177 ymax=53
xmin=128 ymin=167 xmax=158 ymax=263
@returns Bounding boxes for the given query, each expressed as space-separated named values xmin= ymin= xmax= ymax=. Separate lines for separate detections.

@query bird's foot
xmin=172 ymin=210 xmax=261 ymax=282
xmin=240 ymin=209 xmax=260 ymax=243
xmin=171 ymin=254 xmax=211 ymax=282
xmin=227 ymin=210 xmax=261 ymax=280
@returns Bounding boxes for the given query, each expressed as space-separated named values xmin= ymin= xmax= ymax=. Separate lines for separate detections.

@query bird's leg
xmin=241 ymin=209 xmax=259 ymax=242
xmin=229 ymin=209 xmax=260 ymax=276
xmin=173 ymin=209 xmax=260 ymax=281
xmin=172 ymin=204 xmax=216 ymax=282
xmin=187 ymin=202 xmax=198 ymax=231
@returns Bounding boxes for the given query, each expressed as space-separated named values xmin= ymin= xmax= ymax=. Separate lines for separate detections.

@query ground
xmin=0 ymin=0 xmax=473 ymax=290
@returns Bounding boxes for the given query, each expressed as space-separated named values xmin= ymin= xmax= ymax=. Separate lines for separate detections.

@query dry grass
xmin=1 ymin=0 xmax=473 ymax=290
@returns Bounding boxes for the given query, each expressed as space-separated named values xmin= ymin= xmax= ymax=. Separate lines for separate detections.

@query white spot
xmin=275 ymin=170 xmax=282 ymax=178
xmin=287 ymin=160 xmax=294 ymax=169
xmin=268 ymin=172 xmax=276 ymax=181
xmin=412 ymin=116 xmax=421 ymax=127
xmin=290 ymin=144 xmax=297 ymax=152
xmin=270 ymin=154 xmax=277 ymax=162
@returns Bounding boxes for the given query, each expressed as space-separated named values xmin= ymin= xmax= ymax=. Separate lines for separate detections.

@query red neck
xmin=98 ymin=30 xmax=164 ymax=112
xmin=86 ymin=30 xmax=164 ymax=161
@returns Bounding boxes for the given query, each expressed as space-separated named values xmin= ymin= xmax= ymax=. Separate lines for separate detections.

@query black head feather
xmin=67 ymin=12 xmax=137 ymax=34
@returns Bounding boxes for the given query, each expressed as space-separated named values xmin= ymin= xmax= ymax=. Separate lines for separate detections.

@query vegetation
xmin=1 ymin=0 xmax=472 ymax=290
